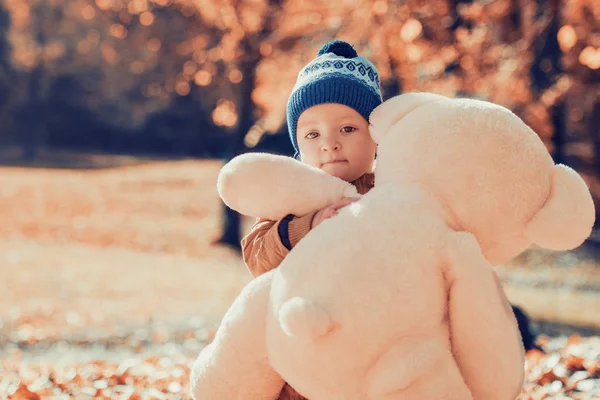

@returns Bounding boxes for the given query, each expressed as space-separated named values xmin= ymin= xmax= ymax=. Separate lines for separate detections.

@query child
xmin=242 ymin=39 xmax=381 ymax=400
xmin=241 ymin=39 xmax=538 ymax=399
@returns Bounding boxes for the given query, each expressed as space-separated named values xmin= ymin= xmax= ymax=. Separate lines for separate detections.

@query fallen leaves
xmin=0 ymin=161 xmax=598 ymax=399
xmin=1 ymin=334 xmax=599 ymax=399
xmin=10 ymin=384 xmax=40 ymax=400
xmin=2 ymin=352 xmax=194 ymax=399
xmin=519 ymin=335 xmax=600 ymax=399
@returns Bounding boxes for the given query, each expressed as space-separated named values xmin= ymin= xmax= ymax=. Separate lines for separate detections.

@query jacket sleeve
xmin=241 ymin=212 xmax=317 ymax=277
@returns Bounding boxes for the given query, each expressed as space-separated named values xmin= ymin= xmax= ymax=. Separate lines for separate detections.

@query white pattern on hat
xmin=292 ymin=53 xmax=381 ymax=97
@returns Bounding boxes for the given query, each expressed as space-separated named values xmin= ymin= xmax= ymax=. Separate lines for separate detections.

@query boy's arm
xmin=242 ymin=213 xmax=317 ymax=277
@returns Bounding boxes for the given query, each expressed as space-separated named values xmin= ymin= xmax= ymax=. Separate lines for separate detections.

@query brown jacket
xmin=240 ymin=173 xmax=375 ymax=400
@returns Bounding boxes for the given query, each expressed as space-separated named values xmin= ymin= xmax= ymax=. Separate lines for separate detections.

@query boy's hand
xmin=311 ymin=197 xmax=360 ymax=228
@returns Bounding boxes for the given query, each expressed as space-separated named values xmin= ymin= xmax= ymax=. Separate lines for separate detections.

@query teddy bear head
xmin=369 ymin=93 xmax=595 ymax=264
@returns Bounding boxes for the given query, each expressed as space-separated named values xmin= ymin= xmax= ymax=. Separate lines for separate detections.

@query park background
xmin=0 ymin=0 xmax=599 ymax=398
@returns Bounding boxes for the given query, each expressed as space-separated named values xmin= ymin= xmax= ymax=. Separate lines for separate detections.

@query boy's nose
xmin=322 ymin=139 xmax=341 ymax=152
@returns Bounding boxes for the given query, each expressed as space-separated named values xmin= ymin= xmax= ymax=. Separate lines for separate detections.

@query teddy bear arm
xmin=218 ymin=153 xmax=358 ymax=220
xmin=190 ymin=271 xmax=285 ymax=400
xmin=445 ymin=232 xmax=525 ymax=400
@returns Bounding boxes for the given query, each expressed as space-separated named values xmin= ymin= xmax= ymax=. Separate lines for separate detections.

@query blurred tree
xmin=0 ymin=2 xmax=14 ymax=144
xmin=553 ymin=0 xmax=600 ymax=222
xmin=529 ymin=0 xmax=565 ymax=164
xmin=0 ymin=0 xmax=598 ymax=236
xmin=19 ymin=1 xmax=51 ymax=160
xmin=202 ymin=0 xmax=291 ymax=249
xmin=592 ymin=101 xmax=600 ymax=174
xmin=3 ymin=0 xmax=231 ymax=156
xmin=0 ymin=4 xmax=11 ymax=94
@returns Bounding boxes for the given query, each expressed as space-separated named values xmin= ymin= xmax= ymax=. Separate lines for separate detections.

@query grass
xmin=0 ymin=158 xmax=253 ymax=347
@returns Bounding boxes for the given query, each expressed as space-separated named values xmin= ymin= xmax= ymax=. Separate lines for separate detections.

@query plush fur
xmin=218 ymin=152 xmax=359 ymax=221
xmin=191 ymin=93 xmax=595 ymax=400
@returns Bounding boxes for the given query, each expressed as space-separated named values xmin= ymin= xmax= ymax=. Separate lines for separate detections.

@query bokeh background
xmin=0 ymin=0 xmax=599 ymax=399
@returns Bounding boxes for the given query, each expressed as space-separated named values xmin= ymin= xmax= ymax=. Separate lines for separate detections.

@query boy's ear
xmin=218 ymin=153 xmax=358 ymax=220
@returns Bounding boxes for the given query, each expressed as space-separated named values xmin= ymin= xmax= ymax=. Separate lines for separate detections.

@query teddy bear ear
xmin=218 ymin=153 xmax=358 ymax=220
xmin=369 ymin=92 xmax=448 ymax=144
xmin=524 ymin=164 xmax=595 ymax=250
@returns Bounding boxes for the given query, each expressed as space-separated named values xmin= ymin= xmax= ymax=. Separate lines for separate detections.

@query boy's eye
xmin=305 ymin=132 xmax=319 ymax=139
xmin=342 ymin=126 xmax=356 ymax=133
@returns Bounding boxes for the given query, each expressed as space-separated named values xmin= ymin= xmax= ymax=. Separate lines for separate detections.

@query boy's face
xmin=296 ymin=103 xmax=377 ymax=182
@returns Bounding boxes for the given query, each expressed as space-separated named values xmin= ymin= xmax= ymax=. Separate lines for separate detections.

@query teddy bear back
xmin=372 ymin=94 xmax=593 ymax=264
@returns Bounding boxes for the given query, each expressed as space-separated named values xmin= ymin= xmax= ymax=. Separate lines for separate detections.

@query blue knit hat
xmin=286 ymin=40 xmax=383 ymax=158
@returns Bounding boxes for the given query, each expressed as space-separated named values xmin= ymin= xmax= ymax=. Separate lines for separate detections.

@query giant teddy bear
xmin=190 ymin=92 xmax=595 ymax=400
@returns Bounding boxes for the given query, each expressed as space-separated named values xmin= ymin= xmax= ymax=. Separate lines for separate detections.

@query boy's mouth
xmin=322 ymin=159 xmax=348 ymax=166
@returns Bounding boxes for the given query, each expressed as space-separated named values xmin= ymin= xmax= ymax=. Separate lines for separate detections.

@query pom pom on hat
xmin=317 ymin=40 xmax=358 ymax=58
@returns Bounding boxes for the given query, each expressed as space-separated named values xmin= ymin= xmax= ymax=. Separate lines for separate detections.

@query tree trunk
xmin=551 ymin=101 xmax=566 ymax=164
xmin=592 ymin=101 xmax=600 ymax=175
xmin=216 ymin=57 xmax=258 ymax=250
xmin=21 ymin=8 xmax=47 ymax=162
xmin=530 ymin=0 xmax=564 ymax=162
xmin=0 ymin=4 xmax=11 ymax=108
xmin=216 ymin=1 xmax=291 ymax=250
xmin=382 ymin=51 xmax=402 ymax=100
xmin=21 ymin=66 xmax=44 ymax=161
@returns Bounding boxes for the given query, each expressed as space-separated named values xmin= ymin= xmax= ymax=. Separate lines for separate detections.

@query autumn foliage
xmin=0 ymin=0 xmax=598 ymax=153
xmin=0 ymin=1 xmax=599 ymax=398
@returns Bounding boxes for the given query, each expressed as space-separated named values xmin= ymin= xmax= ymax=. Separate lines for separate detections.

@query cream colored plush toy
xmin=191 ymin=93 xmax=595 ymax=400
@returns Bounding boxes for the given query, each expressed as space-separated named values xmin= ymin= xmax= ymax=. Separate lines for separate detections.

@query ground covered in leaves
xmin=0 ymin=156 xmax=599 ymax=399
xmin=6 ymin=338 xmax=600 ymax=400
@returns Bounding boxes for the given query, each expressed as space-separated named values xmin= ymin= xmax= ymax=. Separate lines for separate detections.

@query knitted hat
xmin=286 ymin=40 xmax=383 ymax=158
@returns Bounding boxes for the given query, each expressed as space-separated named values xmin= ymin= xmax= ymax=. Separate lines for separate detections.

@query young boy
xmin=241 ymin=40 xmax=538 ymax=400
xmin=242 ymin=39 xmax=381 ymax=400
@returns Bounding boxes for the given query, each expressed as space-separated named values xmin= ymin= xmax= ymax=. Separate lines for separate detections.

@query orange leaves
xmin=193 ymin=70 xmax=212 ymax=86
xmin=399 ymin=18 xmax=423 ymax=43
xmin=3 ymin=355 xmax=195 ymax=399
xmin=3 ymin=333 xmax=600 ymax=399
xmin=10 ymin=384 xmax=41 ymax=400
xmin=147 ymin=37 xmax=162 ymax=51
xmin=95 ymin=0 xmax=112 ymax=11
xmin=81 ymin=5 xmax=96 ymax=20
xmin=558 ymin=25 xmax=578 ymax=52
xmin=557 ymin=22 xmax=600 ymax=70
xmin=564 ymin=354 xmax=586 ymax=371
xmin=140 ymin=11 xmax=155 ymax=26
xmin=519 ymin=336 xmax=600 ymax=399
xmin=228 ymin=68 xmax=243 ymax=84
xmin=3 ymin=0 xmax=31 ymax=30
xmin=579 ymin=46 xmax=600 ymax=70
xmin=109 ymin=23 xmax=128 ymax=39
xmin=371 ymin=0 xmax=388 ymax=16
xmin=238 ymin=0 xmax=268 ymax=34
xmin=127 ymin=0 xmax=150 ymax=15
xmin=175 ymin=80 xmax=191 ymax=96
xmin=212 ymin=99 xmax=238 ymax=127
xmin=259 ymin=42 xmax=273 ymax=57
